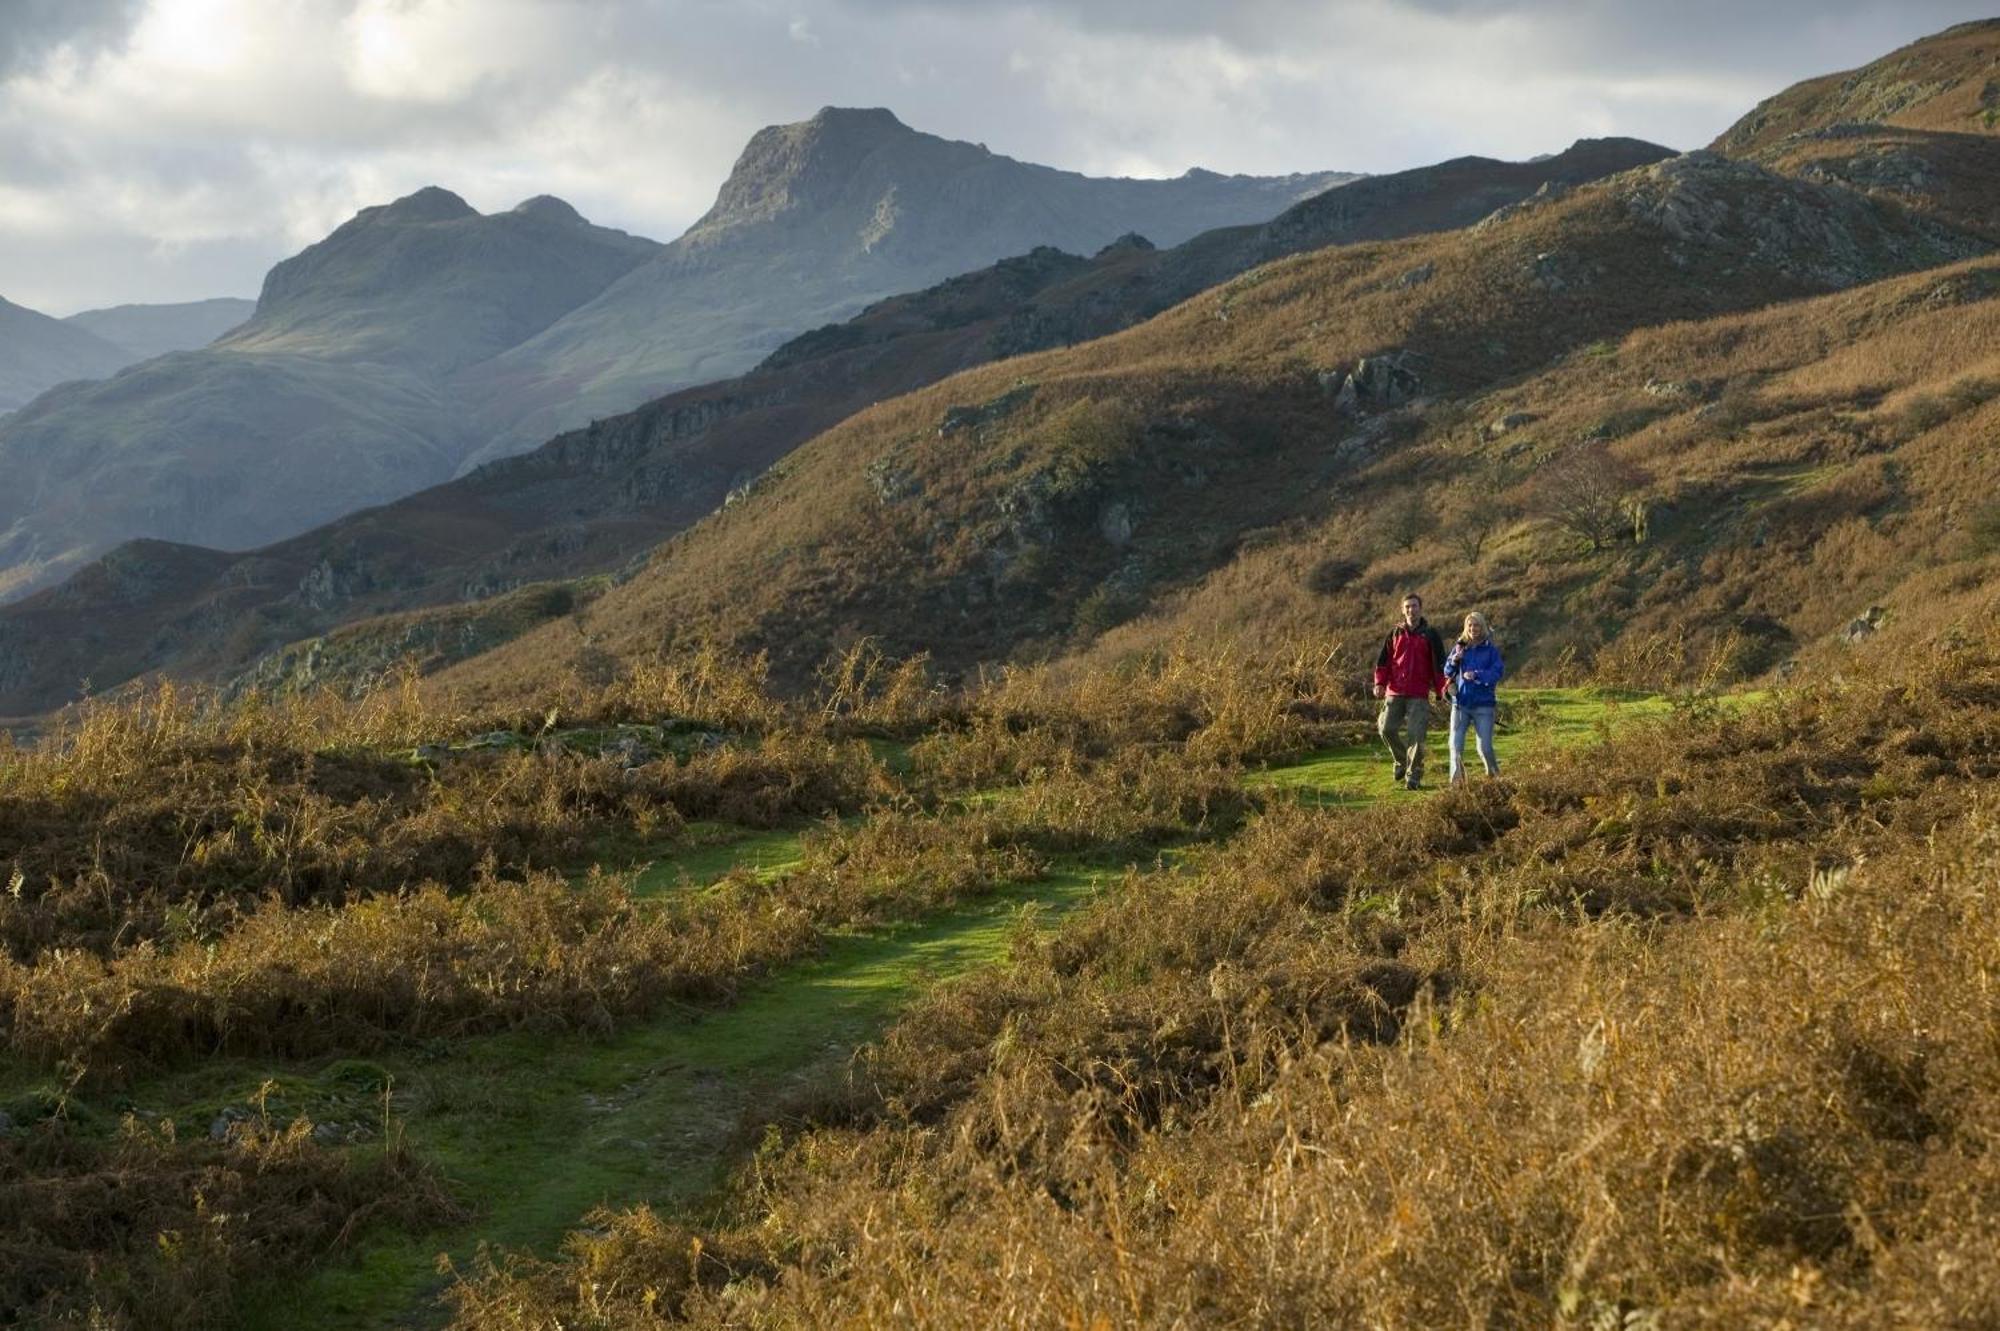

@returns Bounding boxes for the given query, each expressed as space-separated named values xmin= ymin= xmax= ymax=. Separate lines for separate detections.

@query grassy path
xmin=6 ymin=686 xmax=1705 ymax=1327
xmin=1252 ymin=687 xmax=1678 ymax=806
xmin=232 ymin=861 xmax=1121 ymax=1329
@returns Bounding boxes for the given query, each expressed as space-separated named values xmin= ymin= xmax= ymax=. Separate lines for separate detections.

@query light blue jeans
xmin=1450 ymin=704 xmax=1498 ymax=783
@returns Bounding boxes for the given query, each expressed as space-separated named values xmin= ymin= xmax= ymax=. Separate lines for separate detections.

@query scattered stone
xmin=600 ymin=733 xmax=660 ymax=768
xmin=937 ymin=383 xmax=1036 ymax=438
xmin=1485 ymin=411 xmax=1538 ymax=439
xmin=1390 ymin=261 xmax=1436 ymax=290
xmin=1843 ymin=606 xmax=1888 ymax=644
xmin=864 ymin=456 xmax=921 ymax=504
xmin=1331 ymin=415 xmax=1394 ymax=466
xmin=1644 ymin=378 xmax=1697 ymax=399
xmin=1097 ymin=500 xmax=1134 ymax=546
xmin=209 ymin=1107 xmax=253 ymax=1142
xmin=1353 ymin=351 xmax=1421 ymax=407
xmin=0 ymin=1110 xmax=14 ymax=1134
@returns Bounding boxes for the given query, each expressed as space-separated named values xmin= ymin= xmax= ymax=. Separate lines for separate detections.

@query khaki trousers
xmin=1378 ymin=695 xmax=1431 ymax=781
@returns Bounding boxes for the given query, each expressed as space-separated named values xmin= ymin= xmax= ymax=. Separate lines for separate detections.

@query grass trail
xmin=229 ymin=861 xmax=1119 ymax=1329
xmin=7 ymin=686 xmax=1710 ymax=1327
xmin=1252 ymin=687 xmax=1684 ymax=806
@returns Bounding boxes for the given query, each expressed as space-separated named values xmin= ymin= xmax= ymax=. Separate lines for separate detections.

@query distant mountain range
xmin=1 ymin=296 xmax=257 ymax=416
xmin=0 ymin=297 xmax=132 ymax=414
xmin=0 ymin=137 xmax=1667 ymax=714
xmin=0 ymin=109 xmax=1352 ymax=604
xmin=64 ymin=298 xmax=255 ymax=362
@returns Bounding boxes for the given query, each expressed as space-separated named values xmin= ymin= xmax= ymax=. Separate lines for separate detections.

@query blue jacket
xmin=1444 ymin=639 xmax=1504 ymax=708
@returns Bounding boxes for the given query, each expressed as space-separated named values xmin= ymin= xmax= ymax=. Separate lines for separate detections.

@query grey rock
xmin=1348 ymin=351 xmax=1421 ymax=408
xmin=209 ymin=1107 xmax=253 ymax=1141
xmin=1391 ymin=261 xmax=1436 ymax=290
xmin=1330 ymin=373 xmax=1360 ymax=416
xmin=1486 ymin=411 xmax=1538 ymax=438
xmin=865 ymin=456 xmax=921 ymax=504
xmin=1843 ymin=605 xmax=1888 ymax=644
xmin=1098 ymin=501 xmax=1135 ymax=546
xmin=0 ymin=1109 xmax=14 ymax=1134
xmin=937 ymin=384 xmax=1037 ymax=438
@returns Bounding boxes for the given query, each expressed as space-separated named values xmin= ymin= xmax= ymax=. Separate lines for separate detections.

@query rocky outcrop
xmin=1623 ymin=152 xmax=1988 ymax=286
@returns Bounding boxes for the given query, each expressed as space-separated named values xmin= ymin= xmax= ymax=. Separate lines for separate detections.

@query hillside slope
xmin=0 ymin=139 xmax=1669 ymax=717
xmin=0 ymin=296 xmax=132 ymax=414
xmin=1715 ymin=19 xmax=2000 ymax=153
xmin=452 ymin=107 xmax=1357 ymax=463
xmin=62 ymin=297 xmax=256 ymax=361
xmin=426 ymin=150 xmax=1989 ymax=706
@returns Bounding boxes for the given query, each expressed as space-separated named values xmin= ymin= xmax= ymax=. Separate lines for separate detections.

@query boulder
xmin=1349 ymin=351 xmax=1421 ymax=407
xmin=1486 ymin=411 xmax=1537 ymax=438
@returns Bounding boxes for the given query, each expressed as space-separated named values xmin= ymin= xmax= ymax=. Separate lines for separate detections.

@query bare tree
xmin=1524 ymin=442 xmax=1650 ymax=552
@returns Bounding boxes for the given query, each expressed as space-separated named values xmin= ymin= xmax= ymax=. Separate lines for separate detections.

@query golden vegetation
xmin=450 ymin=639 xmax=2000 ymax=1329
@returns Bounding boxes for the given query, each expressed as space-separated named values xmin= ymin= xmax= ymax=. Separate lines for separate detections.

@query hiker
xmin=1444 ymin=610 xmax=1504 ymax=785
xmin=1372 ymin=592 xmax=1447 ymax=790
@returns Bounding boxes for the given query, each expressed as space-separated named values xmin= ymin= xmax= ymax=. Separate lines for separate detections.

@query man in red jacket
xmin=1373 ymin=593 xmax=1448 ymax=790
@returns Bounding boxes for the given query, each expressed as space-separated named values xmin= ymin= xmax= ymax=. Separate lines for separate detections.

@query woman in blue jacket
xmin=1444 ymin=610 xmax=1504 ymax=785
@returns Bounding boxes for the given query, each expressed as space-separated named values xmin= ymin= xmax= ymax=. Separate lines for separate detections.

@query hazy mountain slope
xmin=1715 ymin=18 xmax=2000 ymax=154
xmin=427 ymin=151 xmax=1987 ymax=706
xmin=453 ymin=107 xmax=1358 ymax=465
xmin=0 ymin=191 xmax=658 ymax=603
xmin=63 ymin=297 xmax=256 ymax=361
xmin=0 ymin=296 xmax=132 ymax=413
xmin=219 ymin=190 xmax=658 ymax=373
xmin=0 ymin=138 xmax=1668 ymax=716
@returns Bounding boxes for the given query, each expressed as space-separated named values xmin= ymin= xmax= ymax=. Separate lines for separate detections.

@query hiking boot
xmin=1392 ymin=765 xmax=1406 ymax=785
xmin=1405 ymin=775 xmax=1423 ymax=791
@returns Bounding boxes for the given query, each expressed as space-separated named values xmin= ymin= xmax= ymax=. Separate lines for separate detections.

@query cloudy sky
xmin=1 ymin=0 xmax=1990 ymax=314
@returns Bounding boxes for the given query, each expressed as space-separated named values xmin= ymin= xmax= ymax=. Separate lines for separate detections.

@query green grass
xmin=222 ymin=860 xmax=1118 ymax=1330
xmin=626 ymin=820 xmax=811 ymax=895
xmin=1250 ymin=687 xmax=1680 ymax=807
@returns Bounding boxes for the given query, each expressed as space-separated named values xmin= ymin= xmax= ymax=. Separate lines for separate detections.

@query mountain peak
xmin=512 ymin=195 xmax=586 ymax=225
xmin=806 ymin=105 xmax=909 ymax=135
xmin=691 ymin=107 xmax=934 ymax=235
xmin=370 ymin=186 xmax=478 ymax=224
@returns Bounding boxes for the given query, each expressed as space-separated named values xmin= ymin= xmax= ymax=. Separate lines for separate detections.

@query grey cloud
xmin=0 ymin=0 xmax=143 ymax=77
xmin=0 ymin=0 xmax=1991 ymax=314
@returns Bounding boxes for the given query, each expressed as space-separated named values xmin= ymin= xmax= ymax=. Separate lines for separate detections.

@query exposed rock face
xmin=1623 ymin=152 xmax=1987 ymax=286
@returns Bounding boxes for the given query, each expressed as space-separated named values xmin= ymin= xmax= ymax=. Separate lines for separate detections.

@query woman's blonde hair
xmin=1461 ymin=610 xmax=1490 ymax=640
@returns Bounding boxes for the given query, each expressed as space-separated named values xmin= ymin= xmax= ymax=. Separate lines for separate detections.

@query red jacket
xmin=1374 ymin=619 xmax=1447 ymax=698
